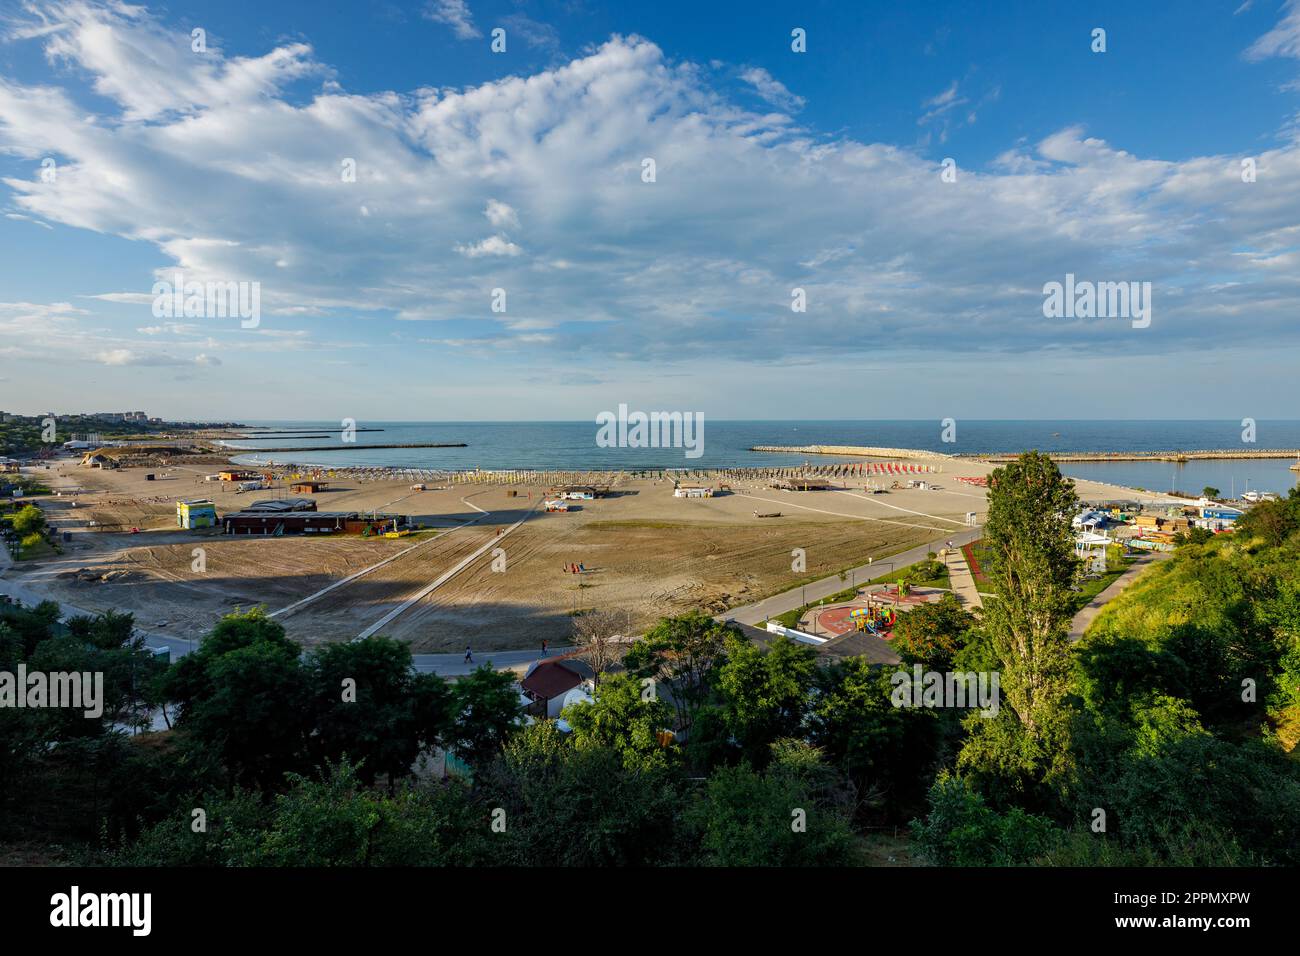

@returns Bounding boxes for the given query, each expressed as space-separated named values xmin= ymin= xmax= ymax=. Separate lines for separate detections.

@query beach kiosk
xmin=177 ymin=499 xmax=217 ymax=529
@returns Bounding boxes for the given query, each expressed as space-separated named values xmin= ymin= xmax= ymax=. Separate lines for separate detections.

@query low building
xmin=1197 ymin=505 xmax=1243 ymax=532
xmin=1072 ymin=509 xmax=1110 ymax=531
xmin=222 ymin=510 xmax=405 ymax=535
xmin=673 ymin=485 xmax=713 ymax=498
xmin=520 ymin=658 xmax=594 ymax=719
xmin=1202 ymin=506 xmax=1243 ymax=521
xmin=177 ymin=499 xmax=217 ymax=529
xmin=290 ymin=480 xmax=328 ymax=494
xmin=771 ymin=477 xmax=834 ymax=491
xmin=553 ymin=485 xmax=605 ymax=499
xmin=245 ymin=498 xmax=317 ymax=513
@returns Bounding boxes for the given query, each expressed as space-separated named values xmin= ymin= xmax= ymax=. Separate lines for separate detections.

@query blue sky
xmin=1 ymin=0 xmax=1300 ymax=420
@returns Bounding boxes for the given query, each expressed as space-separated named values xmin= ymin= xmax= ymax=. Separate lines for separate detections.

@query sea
xmin=224 ymin=420 xmax=1300 ymax=496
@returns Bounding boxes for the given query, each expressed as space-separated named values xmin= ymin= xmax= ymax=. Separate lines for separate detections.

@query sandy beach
xmin=4 ymin=451 xmax=1190 ymax=651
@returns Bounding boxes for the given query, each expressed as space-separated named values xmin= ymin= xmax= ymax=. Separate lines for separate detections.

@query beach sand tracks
xmin=388 ymin=514 xmax=937 ymax=651
xmin=281 ymin=522 xmax=506 ymax=643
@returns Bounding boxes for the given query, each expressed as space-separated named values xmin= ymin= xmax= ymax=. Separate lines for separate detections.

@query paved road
xmin=412 ymin=646 xmax=577 ymax=676
xmin=1068 ymin=550 xmax=1171 ymax=642
xmin=725 ymin=527 xmax=984 ymax=626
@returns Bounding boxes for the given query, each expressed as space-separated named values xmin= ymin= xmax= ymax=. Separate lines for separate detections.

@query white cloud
xmin=501 ymin=14 xmax=559 ymax=52
xmin=456 ymin=234 xmax=522 ymax=257
xmin=91 ymin=292 xmax=157 ymax=305
xmin=0 ymin=2 xmax=1297 ymax=371
xmin=484 ymin=198 xmax=520 ymax=230
xmin=738 ymin=67 xmax=804 ymax=112
xmin=1246 ymin=0 xmax=1300 ymax=59
xmin=423 ymin=0 xmax=481 ymax=41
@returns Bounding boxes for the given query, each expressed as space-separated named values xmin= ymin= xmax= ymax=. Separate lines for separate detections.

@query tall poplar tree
xmin=960 ymin=451 xmax=1079 ymax=799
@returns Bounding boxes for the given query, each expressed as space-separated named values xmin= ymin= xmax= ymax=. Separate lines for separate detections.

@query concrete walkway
xmin=1068 ymin=550 xmax=1172 ymax=642
xmin=944 ymin=545 xmax=984 ymax=610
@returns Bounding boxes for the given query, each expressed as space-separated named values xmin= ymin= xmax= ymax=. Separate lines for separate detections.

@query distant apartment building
xmin=88 ymin=411 xmax=149 ymax=422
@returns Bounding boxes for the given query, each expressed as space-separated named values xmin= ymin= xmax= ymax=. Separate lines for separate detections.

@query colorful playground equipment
xmin=850 ymin=605 xmax=897 ymax=633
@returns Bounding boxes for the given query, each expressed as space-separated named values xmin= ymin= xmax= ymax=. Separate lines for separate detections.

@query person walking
xmin=464 ymin=645 xmax=473 ymax=664
xmin=541 ymin=639 xmax=548 ymax=657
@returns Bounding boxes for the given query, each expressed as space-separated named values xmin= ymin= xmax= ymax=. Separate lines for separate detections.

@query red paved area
xmin=809 ymin=587 xmax=944 ymax=638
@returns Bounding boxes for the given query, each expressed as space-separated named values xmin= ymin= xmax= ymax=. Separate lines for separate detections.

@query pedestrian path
xmin=944 ymin=544 xmax=984 ymax=610
xmin=1068 ymin=551 xmax=1171 ymax=642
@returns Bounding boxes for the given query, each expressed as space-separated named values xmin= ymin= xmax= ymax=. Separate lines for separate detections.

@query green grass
xmin=16 ymin=538 xmax=56 ymax=561
xmin=962 ymin=540 xmax=994 ymax=585
xmin=1067 ymin=546 xmax=1133 ymax=613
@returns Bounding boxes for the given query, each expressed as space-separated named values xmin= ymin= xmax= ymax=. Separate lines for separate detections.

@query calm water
xmin=224 ymin=420 xmax=1300 ymax=495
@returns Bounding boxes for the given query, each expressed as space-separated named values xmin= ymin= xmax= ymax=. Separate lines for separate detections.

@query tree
xmin=1235 ymin=497 xmax=1300 ymax=547
xmin=187 ymin=640 xmax=313 ymax=789
xmin=0 ymin=600 xmax=61 ymax=657
xmin=714 ymin=633 xmax=816 ymax=765
xmin=1172 ymin=526 xmax=1214 ymax=546
xmin=118 ymin=760 xmax=496 ymax=867
xmin=980 ymin=451 xmax=1078 ymax=735
xmin=623 ymin=611 xmax=734 ymax=734
xmin=909 ymin=773 xmax=1057 ymax=866
xmin=807 ymin=657 xmax=937 ymax=816
xmin=306 ymin=637 xmax=453 ymax=787
xmin=961 ymin=451 xmax=1078 ymax=797
xmin=66 ymin=609 xmax=136 ymax=651
xmin=483 ymin=724 xmax=689 ymax=866
xmin=448 ymin=665 xmax=522 ymax=769
xmin=1202 ymin=486 xmax=1221 ymax=500
xmin=158 ymin=607 xmax=300 ymax=722
xmin=892 ymin=593 xmax=977 ymax=670
xmin=692 ymin=747 xmax=857 ymax=866
xmin=570 ymin=608 xmax=626 ymax=686
xmin=561 ymin=673 xmax=677 ymax=771
xmin=11 ymin=505 xmax=45 ymax=537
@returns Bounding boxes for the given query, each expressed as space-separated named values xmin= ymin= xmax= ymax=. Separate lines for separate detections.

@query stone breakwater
xmin=970 ymin=449 xmax=1300 ymax=463
xmin=748 ymin=445 xmax=956 ymax=460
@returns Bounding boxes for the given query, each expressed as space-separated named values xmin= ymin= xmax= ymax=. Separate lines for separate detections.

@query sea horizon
xmin=222 ymin=419 xmax=1300 ymax=496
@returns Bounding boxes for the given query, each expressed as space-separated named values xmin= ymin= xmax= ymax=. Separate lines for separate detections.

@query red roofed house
xmin=520 ymin=657 xmax=593 ymax=719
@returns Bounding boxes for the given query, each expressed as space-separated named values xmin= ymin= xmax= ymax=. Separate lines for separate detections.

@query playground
xmin=803 ymin=584 xmax=947 ymax=639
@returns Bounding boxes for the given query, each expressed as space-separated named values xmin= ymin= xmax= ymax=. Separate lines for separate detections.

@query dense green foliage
xmin=6 ymin=454 xmax=1300 ymax=867
xmin=909 ymin=461 xmax=1300 ymax=865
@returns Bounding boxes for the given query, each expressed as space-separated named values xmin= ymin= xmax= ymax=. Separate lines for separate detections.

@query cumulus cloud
xmin=0 ymin=0 xmax=1298 ymax=371
xmin=456 ymin=235 xmax=522 ymax=257
xmin=484 ymin=199 xmax=520 ymax=229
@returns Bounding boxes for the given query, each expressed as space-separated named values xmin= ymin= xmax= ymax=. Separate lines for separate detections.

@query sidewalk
xmin=944 ymin=546 xmax=984 ymax=610
xmin=1068 ymin=551 xmax=1171 ymax=642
